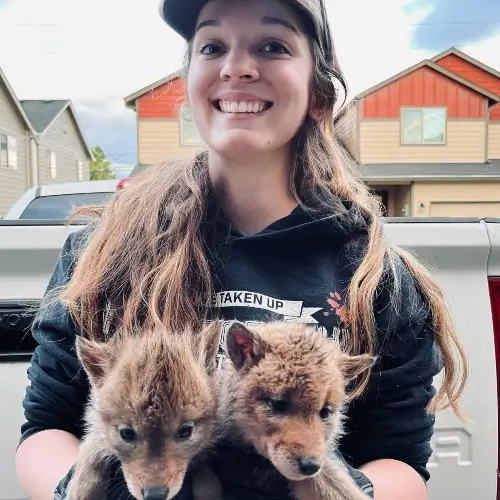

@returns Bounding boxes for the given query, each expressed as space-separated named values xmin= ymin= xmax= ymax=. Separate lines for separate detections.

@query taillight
xmin=488 ymin=277 xmax=500 ymax=499
xmin=117 ymin=177 xmax=135 ymax=190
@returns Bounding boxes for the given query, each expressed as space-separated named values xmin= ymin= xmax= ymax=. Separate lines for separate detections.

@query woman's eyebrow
xmin=195 ymin=19 xmax=220 ymax=33
xmin=194 ymin=16 xmax=300 ymax=35
xmin=261 ymin=16 xmax=300 ymax=34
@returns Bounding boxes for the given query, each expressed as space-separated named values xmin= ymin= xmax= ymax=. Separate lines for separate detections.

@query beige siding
xmin=429 ymin=202 xmax=500 ymax=217
xmin=489 ymin=122 xmax=500 ymax=159
xmin=138 ymin=118 xmax=204 ymax=164
xmin=38 ymin=108 xmax=90 ymax=186
xmin=412 ymin=181 xmax=500 ymax=217
xmin=360 ymin=119 xmax=486 ymax=163
xmin=0 ymin=81 xmax=29 ymax=216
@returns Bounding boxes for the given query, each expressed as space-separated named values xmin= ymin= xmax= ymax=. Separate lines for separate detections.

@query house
xmin=123 ymin=47 xmax=500 ymax=218
xmin=123 ymin=70 xmax=204 ymax=166
xmin=0 ymin=67 xmax=93 ymax=216
xmin=353 ymin=47 xmax=500 ymax=217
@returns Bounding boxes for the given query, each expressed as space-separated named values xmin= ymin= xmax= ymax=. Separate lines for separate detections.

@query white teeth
xmin=217 ymin=100 xmax=270 ymax=114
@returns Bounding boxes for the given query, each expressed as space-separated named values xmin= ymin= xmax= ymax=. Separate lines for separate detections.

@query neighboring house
xmin=123 ymin=47 xmax=500 ymax=218
xmin=123 ymin=70 xmax=204 ymax=165
xmin=353 ymin=47 xmax=500 ymax=217
xmin=0 ymin=67 xmax=92 ymax=217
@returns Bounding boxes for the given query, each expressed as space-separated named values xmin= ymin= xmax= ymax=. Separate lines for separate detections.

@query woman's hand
xmin=360 ymin=459 xmax=428 ymax=500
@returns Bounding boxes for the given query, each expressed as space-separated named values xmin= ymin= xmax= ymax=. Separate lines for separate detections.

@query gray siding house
xmin=0 ymin=67 xmax=93 ymax=216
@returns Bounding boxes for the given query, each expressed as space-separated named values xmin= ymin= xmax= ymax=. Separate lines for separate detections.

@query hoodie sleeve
xmin=339 ymin=255 xmax=443 ymax=483
xmin=19 ymin=229 xmax=90 ymax=446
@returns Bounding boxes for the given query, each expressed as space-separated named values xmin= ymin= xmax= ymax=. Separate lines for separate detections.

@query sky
xmin=0 ymin=0 xmax=499 ymax=175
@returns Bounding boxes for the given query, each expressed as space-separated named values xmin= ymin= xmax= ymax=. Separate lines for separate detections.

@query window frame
xmin=0 ymin=133 xmax=18 ymax=170
xmin=76 ymin=160 xmax=84 ymax=181
xmin=400 ymin=106 xmax=447 ymax=146
xmin=47 ymin=150 xmax=57 ymax=179
xmin=179 ymin=104 xmax=203 ymax=147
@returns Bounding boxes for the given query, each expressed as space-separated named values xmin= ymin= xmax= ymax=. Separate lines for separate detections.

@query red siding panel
xmin=436 ymin=54 xmax=500 ymax=95
xmin=361 ymin=66 xmax=486 ymax=119
xmin=137 ymin=78 xmax=186 ymax=119
xmin=491 ymin=103 xmax=500 ymax=121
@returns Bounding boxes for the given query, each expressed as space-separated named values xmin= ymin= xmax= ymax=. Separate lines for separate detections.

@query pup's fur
xmin=214 ymin=321 xmax=375 ymax=500
xmin=66 ymin=324 xmax=221 ymax=500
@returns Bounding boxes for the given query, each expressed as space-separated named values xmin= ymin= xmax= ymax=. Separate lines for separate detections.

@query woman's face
xmin=187 ymin=0 xmax=315 ymax=160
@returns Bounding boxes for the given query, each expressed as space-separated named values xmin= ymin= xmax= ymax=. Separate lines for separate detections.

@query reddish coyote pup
xmin=66 ymin=325 xmax=220 ymax=500
xmin=217 ymin=321 xmax=375 ymax=500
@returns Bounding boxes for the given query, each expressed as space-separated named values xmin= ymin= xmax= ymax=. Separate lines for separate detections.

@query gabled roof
xmin=20 ymin=99 xmax=94 ymax=159
xmin=356 ymin=59 xmax=500 ymax=105
xmin=21 ymin=99 xmax=68 ymax=133
xmin=0 ymin=67 xmax=37 ymax=135
xmin=431 ymin=47 xmax=500 ymax=81
xmin=123 ymin=69 xmax=184 ymax=111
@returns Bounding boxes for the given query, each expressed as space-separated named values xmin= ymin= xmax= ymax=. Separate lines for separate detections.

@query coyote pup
xmin=66 ymin=325 xmax=221 ymax=500
xmin=218 ymin=321 xmax=375 ymax=500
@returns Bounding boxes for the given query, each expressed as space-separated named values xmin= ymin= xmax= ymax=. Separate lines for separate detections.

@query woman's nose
xmin=220 ymin=51 xmax=259 ymax=82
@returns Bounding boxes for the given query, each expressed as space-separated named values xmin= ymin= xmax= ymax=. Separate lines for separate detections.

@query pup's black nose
xmin=141 ymin=486 xmax=169 ymax=500
xmin=297 ymin=457 xmax=321 ymax=476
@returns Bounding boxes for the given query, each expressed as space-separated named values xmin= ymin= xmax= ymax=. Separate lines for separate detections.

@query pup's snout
xmin=141 ymin=486 xmax=169 ymax=500
xmin=297 ymin=457 xmax=321 ymax=476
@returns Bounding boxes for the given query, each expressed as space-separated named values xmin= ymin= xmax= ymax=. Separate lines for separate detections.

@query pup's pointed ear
xmin=199 ymin=321 xmax=223 ymax=376
xmin=75 ymin=336 xmax=112 ymax=388
xmin=338 ymin=353 xmax=376 ymax=384
xmin=225 ymin=321 xmax=267 ymax=370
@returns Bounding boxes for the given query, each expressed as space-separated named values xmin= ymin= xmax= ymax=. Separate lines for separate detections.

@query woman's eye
xmin=261 ymin=42 xmax=290 ymax=55
xmin=200 ymin=43 xmax=223 ymax=55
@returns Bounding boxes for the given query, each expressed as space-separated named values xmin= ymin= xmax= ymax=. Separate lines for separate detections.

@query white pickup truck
xmin=1 ymin=216 xmax=499 ymax=499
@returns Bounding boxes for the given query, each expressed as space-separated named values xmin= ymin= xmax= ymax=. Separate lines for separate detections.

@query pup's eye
xmin=319 ymin=406 xmax=334 ymax=420
xmin=119 ymin=427 xmax=137 ymax=442
xmin=176 ymin=422 xmax=195 ymax=440
xmin=263 ymin=397 xmax=288 ymax=414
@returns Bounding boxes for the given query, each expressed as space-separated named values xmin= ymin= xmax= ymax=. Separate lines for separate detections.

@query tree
xmin=90 ymin=145 xmax=115 ymax=180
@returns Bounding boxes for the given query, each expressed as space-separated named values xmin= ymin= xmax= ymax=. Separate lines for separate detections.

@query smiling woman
xmin=15 ymin=0 xmax=468 ymax=500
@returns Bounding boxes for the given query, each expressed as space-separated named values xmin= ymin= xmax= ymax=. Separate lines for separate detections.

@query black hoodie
xmin=20 ymin=201 xmax=442 ymax=499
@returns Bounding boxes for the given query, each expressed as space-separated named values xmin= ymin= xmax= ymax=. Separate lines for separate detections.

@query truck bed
xmin=1 ymin=218 xmax=499 ymax=500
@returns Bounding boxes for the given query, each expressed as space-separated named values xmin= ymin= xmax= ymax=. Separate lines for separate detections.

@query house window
xmin=401 ymin=107 xmax=446 ymax=145
xmin=180 ymin=105 xmax=203 ymax=146
xmin=77 ymin=161 xmax=84 ymax=181
xmin=47 ymin=151 xmax=57 ymax=179
xmin=0 ymin=135 xmax=7 ymax=168
xmin=7 ymin=136 xmax=17 ymax=169
xmin=0 ymin=134 xmax=17 ymax=169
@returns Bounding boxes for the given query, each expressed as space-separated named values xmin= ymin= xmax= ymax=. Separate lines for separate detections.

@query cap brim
xmin=159 ymin=0 xmax=209 ymax=41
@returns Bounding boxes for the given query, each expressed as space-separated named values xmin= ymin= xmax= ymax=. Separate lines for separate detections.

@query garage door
xmin=429 ymin=202 xmax=500 ymax=217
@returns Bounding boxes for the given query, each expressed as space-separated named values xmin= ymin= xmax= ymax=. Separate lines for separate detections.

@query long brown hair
xmin=60 ymin=3 xmax=469 ymax=423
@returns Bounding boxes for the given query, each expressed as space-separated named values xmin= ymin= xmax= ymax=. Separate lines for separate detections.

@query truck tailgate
xmin=0 ymin=222 xmax=82 ymax=500
xmin=386 ymin=219 xmax=497 ymax=500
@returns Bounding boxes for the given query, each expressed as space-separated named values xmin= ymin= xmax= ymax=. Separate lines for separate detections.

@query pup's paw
xmin=192 ymin=466 xmax=223 ymax=500
xmin=65 ymin=477 xmax=107 ymax=500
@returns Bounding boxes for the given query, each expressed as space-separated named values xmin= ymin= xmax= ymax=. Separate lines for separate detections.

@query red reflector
xmin=488 ymin=277 xmax=500 ymax=499
xmin=117 ymin=177 xmax=135 ymax=190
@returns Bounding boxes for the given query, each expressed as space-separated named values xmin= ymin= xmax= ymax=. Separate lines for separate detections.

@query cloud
xmin=407 ymin=0 xmax=500 ymax=50
xmin=0 ymin=0 xmax=187 ymax=166
xmin=1 ymin=0 xmax=499 ymax=167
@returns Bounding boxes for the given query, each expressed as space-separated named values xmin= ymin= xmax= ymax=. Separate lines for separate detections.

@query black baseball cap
xmin=159 ymin=0 xmax=334 ymax=65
